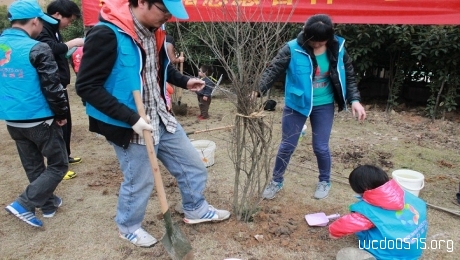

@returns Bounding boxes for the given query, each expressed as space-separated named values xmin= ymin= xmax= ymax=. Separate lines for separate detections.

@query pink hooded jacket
xmin=329 ymin=179 xmax=405 ymax=237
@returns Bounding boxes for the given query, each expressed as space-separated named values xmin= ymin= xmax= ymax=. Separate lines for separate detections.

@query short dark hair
xmin=47 ymin=0 xmax=81 ymax=18
xmin=8 ymin=16 xmax=32 ymax=25
xmin=129 ymin=0 xmax=161 ymax=8
xmin=303 ymin=14 xmax=334 ymax=42
xmin=200 ymin=65 xmax=214 ymax=75
xmin=348 ymin=165 xmax=390 ymax=194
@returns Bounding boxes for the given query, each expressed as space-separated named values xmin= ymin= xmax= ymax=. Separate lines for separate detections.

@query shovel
xmin=305 ymin=212 xmax=340 ymax=227
xmin=426 ymin=202 xmax=460 ymax=217
xmin=133 ymin=91 xmax=193 ymax=260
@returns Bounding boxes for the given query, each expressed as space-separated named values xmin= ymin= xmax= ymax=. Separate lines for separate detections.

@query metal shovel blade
xmin=161 ymin=210 xmax=193 ymax=260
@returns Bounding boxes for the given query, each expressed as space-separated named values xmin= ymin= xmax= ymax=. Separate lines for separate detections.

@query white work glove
xmin=132 ymin=117 xmax=153 ymax=138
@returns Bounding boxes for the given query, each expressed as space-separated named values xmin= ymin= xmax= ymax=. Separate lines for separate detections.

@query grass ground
xmin=0 ymin=81 xmax=459 ymax=259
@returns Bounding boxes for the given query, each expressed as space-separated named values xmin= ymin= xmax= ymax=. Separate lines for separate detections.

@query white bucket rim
xmin=393 ymin=176 xmax=425 ymax=191
xmin=392 ymin=169 xmax=424 ymax=179
xmin=391 ymin=169 xmax=425 ymax=192
xmin=191 ymin=140 xmax=216 ymax=149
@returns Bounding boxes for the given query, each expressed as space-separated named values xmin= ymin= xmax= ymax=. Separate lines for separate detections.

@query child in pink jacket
xmin=329 ymin=165 xmax=427 ymax=260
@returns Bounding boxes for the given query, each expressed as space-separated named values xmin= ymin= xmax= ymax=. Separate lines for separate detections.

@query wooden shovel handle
xmin=179 ymin=52 xmax=184 ymax=73
xmin=133 ymin=90 xmax=169 ymax=214
xmin=426 ymin=202 xmax=460 ymax=217
xmin=186 ymin=125 xmax=234 ymax=136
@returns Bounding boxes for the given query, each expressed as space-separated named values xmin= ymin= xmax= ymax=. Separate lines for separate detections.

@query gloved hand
xmin=132 ymin=117 xmax=153 ymax=138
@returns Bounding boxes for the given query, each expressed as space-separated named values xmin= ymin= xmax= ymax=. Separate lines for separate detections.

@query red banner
xmin=82 ymin=0 xmax=460 ymax=26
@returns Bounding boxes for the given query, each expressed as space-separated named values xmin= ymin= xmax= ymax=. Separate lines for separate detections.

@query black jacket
xmin=35 ymin=15 xmax=71 ymax=86
xmin=197 ymin=77 xmax=214 ymax=97
xmin=30 ymin=42 xmax=69 ymax=120
xmin=259 ymin=32 xmax=361 ymax=112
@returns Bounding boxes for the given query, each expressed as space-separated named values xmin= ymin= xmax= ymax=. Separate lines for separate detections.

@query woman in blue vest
xmin=258 ymin=14 xmax=367 ymax=200
xmin=329 ymin=165 xmax=428 ymax=259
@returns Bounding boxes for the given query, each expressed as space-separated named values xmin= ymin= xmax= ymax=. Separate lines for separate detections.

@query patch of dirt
xmin=1 ymin=82 xmax=459 ymax=259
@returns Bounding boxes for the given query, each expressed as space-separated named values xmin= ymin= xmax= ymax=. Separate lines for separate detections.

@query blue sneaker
xmin=42 ymin=196 xmax=63 ymax=218
xmin=5 ymin=201 xmax=43 ymax=227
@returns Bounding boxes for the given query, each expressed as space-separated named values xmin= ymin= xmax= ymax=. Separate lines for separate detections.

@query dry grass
xmin=1 ymin=78 xmax=460 ymax=259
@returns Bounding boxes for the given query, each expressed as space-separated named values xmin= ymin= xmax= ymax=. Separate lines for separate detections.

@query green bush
xmin=0 ymin=5 xmax=10 ymax=33
xmin=60 ymin=0 xmax=85 ymax=41
xmin=0 ymin=2 xmax=84 ymax=39
xmin=60 ymin=17 xmax=84 ymax=41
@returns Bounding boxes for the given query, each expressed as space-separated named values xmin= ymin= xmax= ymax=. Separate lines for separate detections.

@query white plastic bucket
xmin=191 ymin=140 xmax=216 ymax=167
xmin=391 ymin=169 xmax=425 ymax=197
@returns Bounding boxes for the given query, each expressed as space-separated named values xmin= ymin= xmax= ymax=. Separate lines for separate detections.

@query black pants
xmin=62 ymin=89 xmax=72 ymax=157
xmin=197 ymin=95 xmax=211 ymax=118
xmin=7 ymin=122 xmax=68 ymax=212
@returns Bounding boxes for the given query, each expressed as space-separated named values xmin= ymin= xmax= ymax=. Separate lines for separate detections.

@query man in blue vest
xmin=76 ymin=0 xmax=230 ymax=247
xmin=0 ymin=0 xmax=69 ymax=228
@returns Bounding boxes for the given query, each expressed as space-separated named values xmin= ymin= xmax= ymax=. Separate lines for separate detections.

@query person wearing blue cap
xmin=1 ymin=0 xmax=69 ymax=228
xmin=36 ymin=0 xmax=84 ymax=180
xmin=76 ymin=0 xmax=230 ymax=248
xmin=256 ymin=14 xmax=366 ymax=201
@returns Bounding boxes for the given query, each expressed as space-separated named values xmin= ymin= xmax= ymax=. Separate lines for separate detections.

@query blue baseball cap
xmin=163 ymin=0 xmax=189 ymax=20
xmin=8 ymin=0 xmax=58 ymax=24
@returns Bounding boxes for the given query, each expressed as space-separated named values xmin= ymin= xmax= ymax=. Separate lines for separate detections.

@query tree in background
xmin=0 ymin=5 xmax=9 ymax=31
xmin=411 ymin=25 xmax=460 ymax=121
xmin=0 ymin=1 xmax=84 ymax=39
xmin=335 ymin=24 xmax=414 ymax=113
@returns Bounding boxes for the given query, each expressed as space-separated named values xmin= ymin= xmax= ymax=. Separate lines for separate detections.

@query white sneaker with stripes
xmin=183 ymin=205 xmax=230 ymax=224
xmin=119 ymin=227 xmax=158 ymax=247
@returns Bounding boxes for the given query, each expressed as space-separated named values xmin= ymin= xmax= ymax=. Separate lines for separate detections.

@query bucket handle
xmin=393 ymin=176 xmax=425 ymax=191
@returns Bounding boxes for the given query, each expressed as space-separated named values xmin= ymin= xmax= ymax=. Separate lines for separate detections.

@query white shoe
xmin=119 ymin=227 xmax=158 ymax=247
xmin=183 ymin=205 xmax=231 ymax=224
xmin=314 ymin=181 xmax=331 ymax=200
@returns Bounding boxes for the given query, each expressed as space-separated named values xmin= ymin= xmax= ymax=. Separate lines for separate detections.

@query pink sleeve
xmin=165 ymin=93 xmax=171 ymax=108
xmin=329 ymin=213 xmax=375 ymax=238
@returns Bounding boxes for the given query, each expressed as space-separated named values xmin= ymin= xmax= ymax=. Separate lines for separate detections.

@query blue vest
xmin=350 ymin=191 xmax=428 ymax=260
xmin=85 ymin=22 xmax=142 ymax=128
xmin=0 ymin=29 xmax=53 ymax=120
xmin=285 ymin=36 xmax=347 ymax=117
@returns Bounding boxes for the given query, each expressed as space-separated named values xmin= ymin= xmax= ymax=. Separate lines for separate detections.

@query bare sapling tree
xmin=175 ymin=2 xmax=299 ymax=221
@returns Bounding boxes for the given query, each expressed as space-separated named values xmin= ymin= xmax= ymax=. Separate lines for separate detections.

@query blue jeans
xmin=111 ymin=122 xmax=210 ymax=234
xmin=7 ymin=121 xmax=68 ymax=213
xmin=272 ymin=104 xmax=334 ymax=183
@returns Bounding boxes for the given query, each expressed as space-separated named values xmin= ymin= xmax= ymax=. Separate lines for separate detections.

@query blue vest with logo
xmin=0 ymin=29 xmax=53 ymax=120
xmin=350 ymin=191 xmax=428 ymax=260
xmin=285 ymin=36 xmax=347 ymax=117
xmin=85 ymin=22 xmax=142 ymax=128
